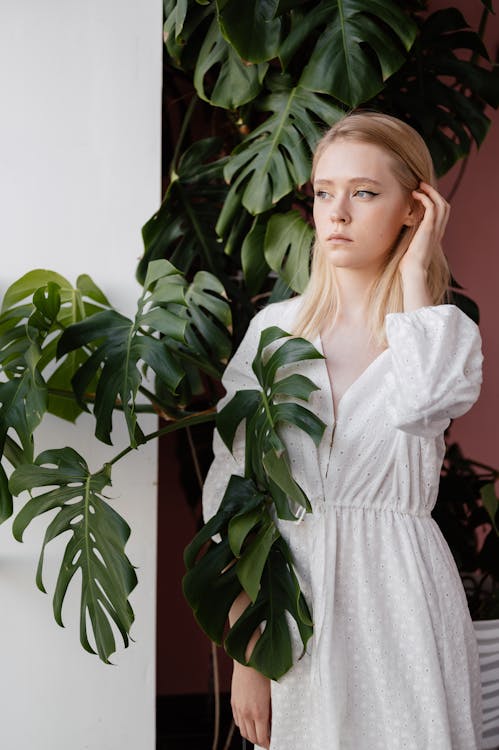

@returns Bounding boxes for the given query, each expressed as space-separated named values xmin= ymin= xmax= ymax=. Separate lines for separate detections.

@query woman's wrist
xmin=399 ymin=265 xmax=432 ymax=312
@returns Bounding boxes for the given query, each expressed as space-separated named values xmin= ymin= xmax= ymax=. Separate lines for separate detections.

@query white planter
xmin=474 ymin=619 xmax=499 ymax=750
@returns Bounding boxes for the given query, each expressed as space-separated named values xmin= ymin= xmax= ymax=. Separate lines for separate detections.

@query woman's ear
xmin=403 ymin=200 xmax=421 ymax=227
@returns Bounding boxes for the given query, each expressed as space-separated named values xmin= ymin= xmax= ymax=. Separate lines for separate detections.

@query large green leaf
xmin=183 ymin=475 xmax=267 ymax=640
xmin=225 ymin=539 xmax=313 ymax=680
xmin=163 ymin=0 xmax=214 ymax=69
xmin=220 ymin=75 xmax=343 ymax=218
xmin=280 ymin=0 xmax=417 ymax=107
xmin=184 ymin=327 xmax=324 ymax=675
xmin=0 ymin=282 xmax=68 ymax=522
xmin=0 ymin=351 xmax=46 ymax=462
xmin=185 ymin=474 xmax=267 ymax=569
xmin=262 ymin=448 xmax=311 ymax=511
xmin=2 ymin=270 xmax=71 ymax=312
xmin=236 ymin=515 xmax=281 ymax=601
xmin=251 ymin=331 xmax=323 ymax=514
xmin=10 ymin=448 xmax=136 ymax=664
xmin=183 ymin=474 xmax=311 ymax=677
xmin=216 ymin=0 xmax=282 ymax=63
xmin=194 ymin=16 xmax=268 ymax=108
xmin=57 ymin=260 xmax=187 ymax=447
xmin=155 ymin=271 xmax=233 ymax=407
xmin=184 ymin=536 xmax=244 ymax=642
xmin=217 ymin=327 xmax=325 ymax=517
xmin=264 ymin=210 xmax=313 ymax=293
xmin=0 ymin=283 xmax=65 ymax=512
xmin=378 ymin=8 xmax=499 ymax=176
xmin=0 ymin=271 xmax=111 ymax=423
xmin=183 ymin=271 xmax=232 ymax=367
xmin=241 ymin=218 xmax=271 ymax=296
xmin=58 ymin=260 xmax=232 ymax=443
xmin=138 ymin=138 xmax=230 ymax=282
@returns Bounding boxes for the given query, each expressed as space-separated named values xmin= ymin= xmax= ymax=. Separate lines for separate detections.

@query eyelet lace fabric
xmin=203 ymin=298 xmax=484 ymax=750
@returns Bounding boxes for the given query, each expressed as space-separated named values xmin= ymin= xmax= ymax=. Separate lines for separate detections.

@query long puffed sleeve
xmin=202 ymin=308 xmax=267 ymax=523
xmin=383 ymin=304 xmax=483 ymax=439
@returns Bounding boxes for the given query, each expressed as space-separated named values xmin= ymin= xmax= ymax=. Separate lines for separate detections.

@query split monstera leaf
xmin=0 ymin=260 xmax=232 ymax=663
xmin=184 ymin=326 xmax=326 ymax=680
xmin=0 ymin=256 xmax=325 ymax=674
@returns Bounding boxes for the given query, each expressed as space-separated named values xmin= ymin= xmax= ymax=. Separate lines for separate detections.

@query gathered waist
xmin=311 ymin=500 xmax=432 ymax=519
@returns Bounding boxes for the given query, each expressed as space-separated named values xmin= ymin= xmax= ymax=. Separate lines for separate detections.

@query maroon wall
xmin=436 ymin=0 xmax=499 ymax=469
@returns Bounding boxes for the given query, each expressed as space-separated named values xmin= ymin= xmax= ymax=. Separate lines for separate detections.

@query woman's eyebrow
xmin=314 ymin=177 xmax=383 ymax=186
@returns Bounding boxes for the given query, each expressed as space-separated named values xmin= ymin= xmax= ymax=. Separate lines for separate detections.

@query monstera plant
xmin=1 ymin=0 xmax=498 ymax=672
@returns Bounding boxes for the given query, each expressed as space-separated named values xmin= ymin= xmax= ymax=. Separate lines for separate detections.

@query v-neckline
xmin=315 ymin=335 xmax=389 ymax=421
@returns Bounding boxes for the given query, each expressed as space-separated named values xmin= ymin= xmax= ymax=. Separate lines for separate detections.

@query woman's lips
xmin=327 ymin=234 xmax=352 ymax=242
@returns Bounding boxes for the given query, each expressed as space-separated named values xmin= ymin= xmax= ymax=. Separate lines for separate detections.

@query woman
xmin=202 ymin=112 xmax=483 ymax=750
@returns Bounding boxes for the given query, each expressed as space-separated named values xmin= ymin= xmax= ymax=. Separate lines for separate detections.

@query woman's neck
xmin=334 ymin=267 xmax=377 ymax=323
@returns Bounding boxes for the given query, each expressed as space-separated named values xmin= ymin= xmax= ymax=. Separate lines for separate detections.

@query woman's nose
xmin=329 ymin=197 xmax=349 ymax=224
xmin=329 ymin=203 xmax=349 ymax=223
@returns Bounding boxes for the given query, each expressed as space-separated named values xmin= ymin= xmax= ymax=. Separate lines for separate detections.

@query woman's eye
xmin=315 ymin=190 xmax=330 ymax=200
xmin=355 ymin=190 xmax=378 ymax=199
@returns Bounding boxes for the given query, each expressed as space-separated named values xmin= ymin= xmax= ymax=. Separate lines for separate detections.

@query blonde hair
xmin=293 ymin=111 xmax=450 ymax=343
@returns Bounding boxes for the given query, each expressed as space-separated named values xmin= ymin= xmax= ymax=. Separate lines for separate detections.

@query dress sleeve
xmin=383 ymin=304 xmax=483 ymax=439
xmin=202 ymin=309 xmax=266 ymax=523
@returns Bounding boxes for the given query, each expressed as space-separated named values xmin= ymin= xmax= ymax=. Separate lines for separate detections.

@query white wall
xmin=0 ymin=1 xmax=162 ymax=748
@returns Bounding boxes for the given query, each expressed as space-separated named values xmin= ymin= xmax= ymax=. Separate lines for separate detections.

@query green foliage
xmin=225 ymin=539 xmax=313 ymax=679
xmin=0 ymin=260 xmax=232 ymax=662
xmin=220 ymin=76 xmax=343 ymax=216
xmin=155 ymin=0 xmax=499 ymax=319
xmin=183 ymin=326 xmax=323 ymax=678
xmin=0 ymin=269 xmax=111 ymax=424
xmin=264 ymin=210 xmax=314 ymax=293
xmin=377 ymin=7 xmax=499 ymax=175
xmin=281 ymin=0 xmax=418 ymax=106
xmin=10 ymin=448 xmax=136 ymax=664
xmin=0 ymin=271 xmax=109 ymax=521
xmin=57 ymin=260 xmax=187 ymax=447
xmin=138 ymin=138 xmax=229 ymax=281
xmin=216 ymin=0 xmax=282 ymax=63
xmin=194 ymin=16 xmax=269 ymax=107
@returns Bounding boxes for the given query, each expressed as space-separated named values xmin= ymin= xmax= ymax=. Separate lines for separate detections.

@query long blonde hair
xmin=293 ymin=111 xmax=450 ymax=343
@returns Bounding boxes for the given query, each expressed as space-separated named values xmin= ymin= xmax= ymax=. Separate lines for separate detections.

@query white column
xmin=0 ymin=2 xmax=162 ymax=748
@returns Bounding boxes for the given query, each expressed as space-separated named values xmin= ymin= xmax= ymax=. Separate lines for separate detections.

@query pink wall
xmin=436 ymin=0 xmax=499 ymax=469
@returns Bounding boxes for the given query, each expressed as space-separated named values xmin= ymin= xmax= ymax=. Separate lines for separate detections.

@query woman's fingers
xmin=231 ymin=662 xmax=271 ymax=748
xmin=413 ymin=182 xmax=450 ymax=239
xmin=236 ymin=709 xmax=271 ymax=748
xmin=399 ymin=181 xmax=450 ymax=276
xmin=236 ymin=718 xmax=271 ymax=749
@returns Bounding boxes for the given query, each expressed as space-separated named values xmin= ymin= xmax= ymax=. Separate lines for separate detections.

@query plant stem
xmin=137 ymin=385 xmax=182 ymax=417
xmin=107 ymin=408 xmax=216 ymax=468
xmin=170 ymin=95 xmax=198 ymax=179
xmin=260 ymin=390 xmax=275 ymax=428
xmin=48 ymin=388 xmax=158 ymax=413
xmin=186 ymin=425 xmax=204 ymax=491
xmin=211 ymin=642 xmax=221 ymax=750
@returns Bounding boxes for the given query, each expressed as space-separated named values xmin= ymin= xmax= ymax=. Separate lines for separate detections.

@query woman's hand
xmin=231 ymin=661 xmax=271 ymax=749
xmin=399 ymin=182 xmax=450 ymax=311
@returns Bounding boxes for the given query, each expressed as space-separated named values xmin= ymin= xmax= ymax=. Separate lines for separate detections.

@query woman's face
xmin=312 ymin=139 xmax=416 ymax=275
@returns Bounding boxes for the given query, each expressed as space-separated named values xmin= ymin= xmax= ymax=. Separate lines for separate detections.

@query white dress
xmin=202 ymin=297 xmax=484 ymax=750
